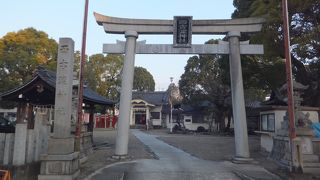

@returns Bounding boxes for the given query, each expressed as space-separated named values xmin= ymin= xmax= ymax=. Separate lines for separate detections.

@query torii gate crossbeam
xmin=103 ymin=40 xmax=263 ymax=55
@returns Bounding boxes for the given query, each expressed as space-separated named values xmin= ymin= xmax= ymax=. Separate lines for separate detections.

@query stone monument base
xmin=112 ymin=154 xmax=129 ymax=160
xmin=79 ymin=132 xmax=93 ymax=163
xmin=270 ymin=136 xmax=303 ymax=173
xmin=38 ymin=173 xmax=79 ymax=180
xmin=38 ymin=152 xmax=79 ymax=180
xmin=47 ymin=137 xmax=75 ymax=154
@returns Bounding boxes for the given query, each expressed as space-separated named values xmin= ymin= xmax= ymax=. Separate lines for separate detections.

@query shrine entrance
xmin=135 ymin=113 xmax=146 ymax=125
xmin=94 ymin=12 xmax=265 ymax=161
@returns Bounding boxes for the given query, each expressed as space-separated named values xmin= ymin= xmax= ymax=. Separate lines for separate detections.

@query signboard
xmin=173 ymin=16 xmax=192 ymax=47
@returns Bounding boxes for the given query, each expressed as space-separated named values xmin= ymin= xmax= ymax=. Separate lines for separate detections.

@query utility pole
xmin=282 ymin=0 xmax=296 ymax=172
xmin=76 ymin=0 xmax=89 ymax=151
xmin=169 ymin=77 xmax=173 ymax=133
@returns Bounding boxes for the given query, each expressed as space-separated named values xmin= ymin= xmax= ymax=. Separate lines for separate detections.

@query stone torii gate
xmin=94 ymin=12 xmax=264 ymax=161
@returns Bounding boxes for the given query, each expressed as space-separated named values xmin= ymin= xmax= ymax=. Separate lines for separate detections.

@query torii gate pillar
xmin=228 ymin=31 xmax=250 ymax=160
xmin=115 ymin=31 xmax=138 ymax=156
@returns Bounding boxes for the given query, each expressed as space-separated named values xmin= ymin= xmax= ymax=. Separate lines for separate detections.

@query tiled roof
xmin=1 ymin=67 xmax=115 ymax=106
xmin=132 ymin=91 xmax=169 ymax=105
xmin=37 ymin=67 xmax=115 ymax=105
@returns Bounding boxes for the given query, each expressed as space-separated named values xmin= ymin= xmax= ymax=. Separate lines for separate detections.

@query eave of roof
xmin=0 ymin=68 xmax=115 ymax=106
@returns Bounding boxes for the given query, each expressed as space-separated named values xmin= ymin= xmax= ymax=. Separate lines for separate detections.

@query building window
xmin=260 ymin=113 xmax=275 ymax=132
xmin=151 ymin=112 xmax=160 ymax=119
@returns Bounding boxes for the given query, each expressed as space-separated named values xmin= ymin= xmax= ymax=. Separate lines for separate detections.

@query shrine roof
xmin=0 ymin=67 xmax=115 ymax=106
xmin=132 ymin=91 xmax=169 ymax=106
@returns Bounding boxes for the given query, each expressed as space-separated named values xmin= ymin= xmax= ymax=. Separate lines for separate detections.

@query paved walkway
xmin=85 ymin=130 xmax=281 ymax=180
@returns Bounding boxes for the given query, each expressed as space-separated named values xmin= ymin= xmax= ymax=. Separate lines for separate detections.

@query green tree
xmin=133 ymin=67 xmax=155 ymax=92
xmin=0 ymin=28 xmax=58 ymax=93
xmin=74 ymin=50 xmax=86 ymax=75
xmin=179 ymin=38 xmax=277 ymax=132
xmin=232 ymin=0 xmax=320 ymax=106
xmin=179 ymin=51 xmax=232 ymax=131
xmin=85 ymin=54 xmax=123 ymax=100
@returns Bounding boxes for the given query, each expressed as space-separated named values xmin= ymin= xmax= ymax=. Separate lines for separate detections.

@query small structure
xmin=94 ymin=114 xmax=118 ymax=129
xmin=130 ymin=92 xmax=234 ymax=132
xmin=0 ymin=60 xmax=115 ymax=168
xmin=0 ymin=66 xmax=115 ymax=130
xmin=257 ymin=106 xmax=319 ymax=152
xmin=131 ymin=91 xmax=169 ymax=129
xmin=131 ymin=91 xmax=210 ymax=131
xmin=174 ymin=104 xmax=211 ymax=131
xmin=256 ymin=81 xmax=320 ymax=173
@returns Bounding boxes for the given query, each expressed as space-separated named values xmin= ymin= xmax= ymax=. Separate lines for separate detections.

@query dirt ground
xmin=145 ymin=129 xmax=320 ymax=180
xmin=80 ymin=128 xmax=320 ymax=180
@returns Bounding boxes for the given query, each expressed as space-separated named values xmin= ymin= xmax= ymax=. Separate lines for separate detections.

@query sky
xmin=0 ymin=0 xmax=235 ymax=91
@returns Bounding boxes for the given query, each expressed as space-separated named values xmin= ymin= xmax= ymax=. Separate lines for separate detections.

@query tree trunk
xmin=208 ymin=113 xmax=214 ymax=133
xmin=215 ymin=110 xmax=225 ymax=132
xmin=226 ymin=111 xmax=232 ymax=131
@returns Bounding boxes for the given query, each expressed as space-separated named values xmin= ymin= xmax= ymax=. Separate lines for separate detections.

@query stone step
xmin=304 ymin=162 xmax=320 ymax=168
xmin=303 ymin=154 xmax=319 ymax=163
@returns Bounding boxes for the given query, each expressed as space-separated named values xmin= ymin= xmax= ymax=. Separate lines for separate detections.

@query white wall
xmin=165 ymin=114 xmax=170 ymax=128
xmin=130 ymin=109 xmax=134 ymax=126
xmin=151 ymin=106 xmax=162 ymax=112
xmin=260 ymin=133 xmax=274 ymax=152
xmin=164 ymin=114 xmax=231 ymax=131
xmin=2 ymin=133 xmax=14 ymax=165
xmin=260 ymin=110 xmax=319 ymax=134
xmin=184 ymin=123 xmax=209 ymax=131
xmin=259 ymin=108 xmax=319 ymax=152
xmin=165 ymin=115 xmax=210 ymax=131
xmin=150 ymin=106 xmax=162 ymax=126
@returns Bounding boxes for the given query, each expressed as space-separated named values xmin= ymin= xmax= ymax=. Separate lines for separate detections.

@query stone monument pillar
xmin=38 ymin=38 xmax=79 ymax=180
xmin=115 ymin=30 xmax=138 ymax=157
xmin=228 ymin=31 xmax=251 ymax=160
xmin=270 ymin=81 xmax=315 ymax=173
